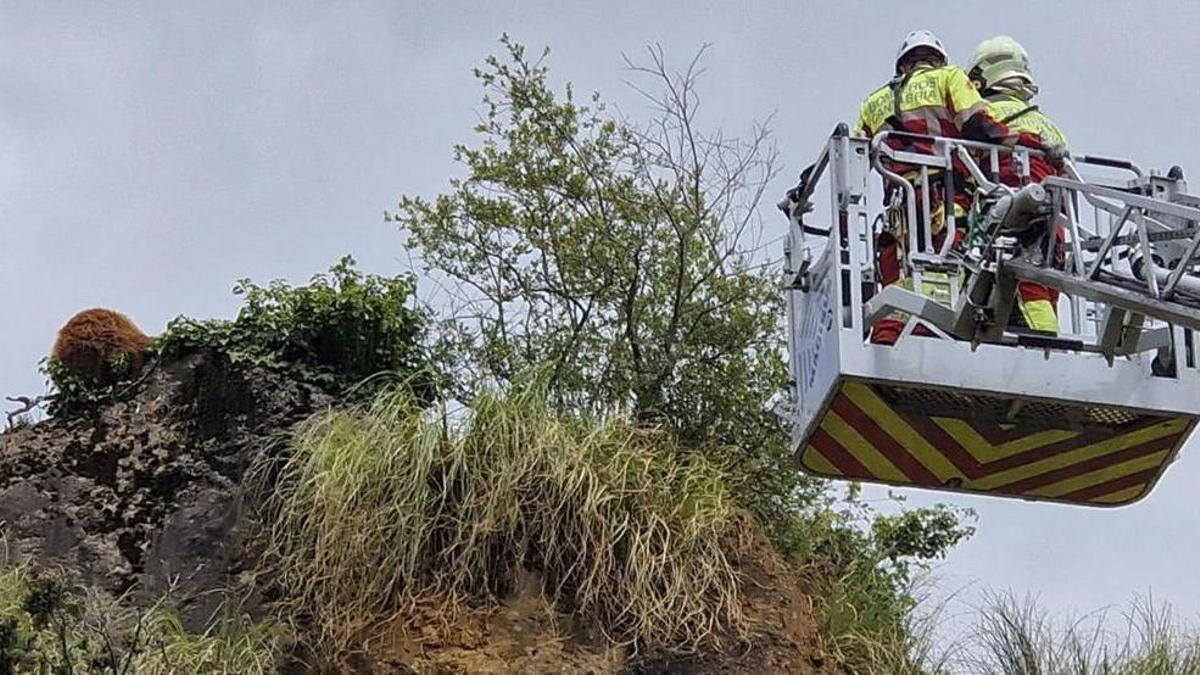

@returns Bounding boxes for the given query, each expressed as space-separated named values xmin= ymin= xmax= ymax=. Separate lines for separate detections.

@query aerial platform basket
xmin=781 ymin=126 xmax=1200 ymax=506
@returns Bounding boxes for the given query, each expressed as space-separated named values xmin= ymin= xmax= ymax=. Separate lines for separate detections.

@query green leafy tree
xmin=391 ymin=39 xmax=974 ymax=660
xmin=392 ymin=38 xmax=815 ymax=523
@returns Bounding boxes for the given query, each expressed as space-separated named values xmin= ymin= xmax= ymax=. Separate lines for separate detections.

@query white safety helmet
xmin=969 ymin=35 xmax=1036 ymax=91
xmin=895 ymin=30 xmax=947 ymax=73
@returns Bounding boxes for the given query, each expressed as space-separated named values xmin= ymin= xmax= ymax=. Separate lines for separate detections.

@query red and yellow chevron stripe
xmin=797 ymin=380 xmax=1194 ymax=506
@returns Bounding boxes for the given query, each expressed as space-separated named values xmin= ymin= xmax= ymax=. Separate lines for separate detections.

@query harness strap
xmin=985 ymin=91 xmax=1040 ymax=126
xmin=884 ymin=70 xmax=915 ymax=132
xmin=1000 ymin=103 xmax=1039 ymax=126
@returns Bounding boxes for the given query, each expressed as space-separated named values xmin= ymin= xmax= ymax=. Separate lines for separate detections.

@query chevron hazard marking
xmin=798 ymin=380 xmax=1193 ymax=506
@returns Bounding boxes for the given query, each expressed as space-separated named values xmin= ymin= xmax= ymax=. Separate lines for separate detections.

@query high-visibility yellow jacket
xmin=982 ymin=92 xmax=1068 ymax=184
xmin=982 ymin=92 xmax=1069 ymax=334
xmin=855 ymin=64 xmax=1011 ymax=157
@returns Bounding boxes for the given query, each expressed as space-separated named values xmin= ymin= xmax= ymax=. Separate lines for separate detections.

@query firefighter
xmin=856 ymin=30 xmax=1013 ymax=345
xmin=968 ymin=35 xmax=1066 ymax=335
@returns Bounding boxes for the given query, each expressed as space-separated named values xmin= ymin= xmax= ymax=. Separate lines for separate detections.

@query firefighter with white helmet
xmin=856 ymin=30 xmax=1014 ymax=344
xmin=857 ymin=30 xmax=1011 ymax=146
xmin=894 ymin=30 xmax=946 ymax=72
xmin=969 ymin=35 xmax=1069 ymax=334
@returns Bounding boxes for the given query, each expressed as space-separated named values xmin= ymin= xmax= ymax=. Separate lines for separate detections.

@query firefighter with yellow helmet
xmin=968 ymin=35 xmax=1067 ymax=334
xmin=855 ymin=30 xmax=1014 ymax=344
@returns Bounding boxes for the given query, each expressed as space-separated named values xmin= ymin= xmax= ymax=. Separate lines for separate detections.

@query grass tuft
xmin=0 ymin=559 xmax=286 ymax=674
xmin=259 ymin=378 xmax=750 ymax=656
xmin=945 ymin=591 xmax=1200 ymax=675
xmin=131 ymin=608 xmax=288 ymax=675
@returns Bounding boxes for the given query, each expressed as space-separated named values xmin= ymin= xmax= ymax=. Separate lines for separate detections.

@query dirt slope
xmin=351 ymin=530 xmax=836 ymax=674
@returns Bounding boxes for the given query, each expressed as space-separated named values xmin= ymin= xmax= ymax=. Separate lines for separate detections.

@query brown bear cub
xmin=51 ymin=309 xmax=153 ymax=382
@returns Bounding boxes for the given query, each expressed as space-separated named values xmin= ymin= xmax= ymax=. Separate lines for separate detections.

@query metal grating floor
xmin=877 ymin=383 xmax=1146 ymax=430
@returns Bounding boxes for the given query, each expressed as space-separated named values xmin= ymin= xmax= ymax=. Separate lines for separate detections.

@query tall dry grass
xmin=258 ymin=380 xmax=752 ymax=656
xmin=954 ymin=592 xmax=1200 ymax=675
xmin=849 ymin=589 xmax=1200 ymax=675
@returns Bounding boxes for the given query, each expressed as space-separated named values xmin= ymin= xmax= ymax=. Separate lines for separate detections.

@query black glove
xmin=785 ymin=187 xmax=814 ymax=217
xmin=1044 ymin=144 xmax=1070 ymax=166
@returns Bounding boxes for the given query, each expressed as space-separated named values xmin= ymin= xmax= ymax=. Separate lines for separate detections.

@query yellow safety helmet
xmin=968 ymin=35 xmax=1036 ymax=91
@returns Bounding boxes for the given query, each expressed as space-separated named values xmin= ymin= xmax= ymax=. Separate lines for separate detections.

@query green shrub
xmin=41 ymin=353 xmax=137 ymax=418
xmin=770 ymin=488 xmax=974 ymax=674
xmin=160 ymin=256 xmax=434 ymax=398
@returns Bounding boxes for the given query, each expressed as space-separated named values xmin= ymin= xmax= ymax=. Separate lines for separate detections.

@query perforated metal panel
xmin=876 ymin=384 xmax=1145 ymax=431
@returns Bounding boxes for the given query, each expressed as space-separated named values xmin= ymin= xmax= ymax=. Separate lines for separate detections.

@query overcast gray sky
xmin=4 ymin=1 xmax=1200 ymax=627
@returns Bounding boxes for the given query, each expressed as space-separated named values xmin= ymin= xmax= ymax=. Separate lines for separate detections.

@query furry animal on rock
xmin=51 ymin=308 xmax=153 ymax=381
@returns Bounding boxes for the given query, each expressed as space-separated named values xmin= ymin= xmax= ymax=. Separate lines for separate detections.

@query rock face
xmin=0 ymin=351 xmax=329 ymax=630
xmin=50 ymin=308 xmax=154 ymax=381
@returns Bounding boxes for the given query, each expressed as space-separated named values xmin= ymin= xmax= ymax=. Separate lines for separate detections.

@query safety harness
xmin=884 ymin=70 xmax=915 ymax=143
